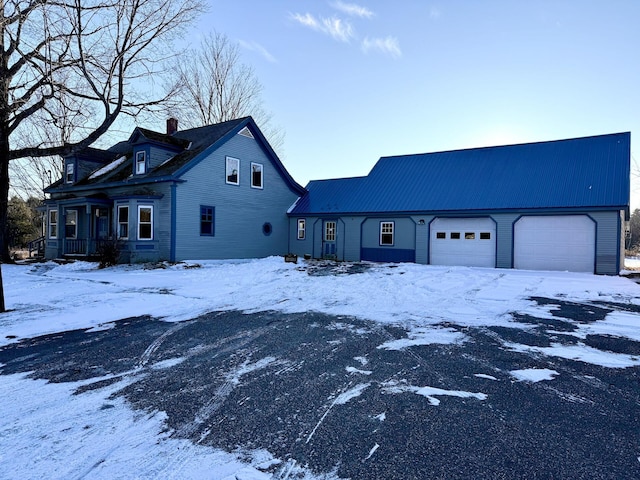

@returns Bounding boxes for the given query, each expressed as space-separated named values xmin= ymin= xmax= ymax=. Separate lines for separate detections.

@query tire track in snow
xmin=175 ymin=357 xmax=280 ymax=441
xmin=171 ymin=324 xmax=282 ymax=442
xmin=305 ymin=382 xmax=371 ymax=445
xmin=136 ymin=321 xmax=193 ymax=369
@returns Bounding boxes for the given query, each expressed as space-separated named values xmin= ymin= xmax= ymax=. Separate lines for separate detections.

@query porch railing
xmin=64 ymin=238 xmax=113 ymax=256
xmin=65 ymin=239 xmax=87 ymax=255
xmin=28 ymin=236 xmax=46 ymax=258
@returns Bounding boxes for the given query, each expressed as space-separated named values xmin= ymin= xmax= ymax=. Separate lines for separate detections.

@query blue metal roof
xmin=290 ymin=132 xmax=630 ymax=215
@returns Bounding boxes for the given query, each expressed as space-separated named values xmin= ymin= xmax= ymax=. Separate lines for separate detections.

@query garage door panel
xmin=514 ymin=215 xmax=595 ymax=273
xmin=430 ymin=218 xmax=496 ymax=268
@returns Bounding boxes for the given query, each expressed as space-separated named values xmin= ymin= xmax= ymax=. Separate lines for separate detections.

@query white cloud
xmin=290 ymin=12 xmax=320 ymax=30
xmin=238 ymin=40 xmax=277 ymax=63
xmin=331 ymin=1 xmax=374 ymax=19
xmin=290 ymin=12 xmax=354 ymax=43
xmin=362 ymin=36 xmax=402 ymax=58
xmin=322 ymin=16 xmax=354 ymax=42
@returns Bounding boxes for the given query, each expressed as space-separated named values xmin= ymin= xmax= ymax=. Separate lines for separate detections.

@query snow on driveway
xmin=1 ymin=257 xmax=639 ymax=479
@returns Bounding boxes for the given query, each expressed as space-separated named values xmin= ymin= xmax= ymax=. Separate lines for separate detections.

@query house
xmin=44 ymin=117 xmax=305 ymax=263
xmin=287 ymin=132 xmax=630 ymax=275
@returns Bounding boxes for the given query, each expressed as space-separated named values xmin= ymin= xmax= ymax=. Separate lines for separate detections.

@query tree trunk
xmin=0 ymin=9 xmax=9 ymax=312
xmin=0 ymin=115 xmax=8 ymax=313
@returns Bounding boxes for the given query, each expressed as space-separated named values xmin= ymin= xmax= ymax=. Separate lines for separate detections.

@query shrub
xmin=96 ymin=237 xmax=122 ymax=268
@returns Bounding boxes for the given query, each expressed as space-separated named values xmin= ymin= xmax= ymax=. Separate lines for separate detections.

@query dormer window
xmin=65 ymin=162 xmax=74 ymax=183
xmin=135 ymin=151 xmax=146 ymax=174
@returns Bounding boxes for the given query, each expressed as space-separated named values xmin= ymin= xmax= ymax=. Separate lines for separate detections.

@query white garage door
xmin=430 ymin=217 xmax=496 ymax=268
xmin=514 ymin=215 xmax=595 ymax=273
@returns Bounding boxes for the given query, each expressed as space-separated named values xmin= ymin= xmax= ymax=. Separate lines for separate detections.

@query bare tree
xmin=170 ymin=31 xmax=284 ymax=152
xmin=0 ymin=0 xmax=206 ymax=312
xmin=10 ymin=101 xmax=77 ymax=200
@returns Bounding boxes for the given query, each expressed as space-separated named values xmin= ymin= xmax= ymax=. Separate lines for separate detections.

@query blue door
xmin=322 ymin=220 xmax=337 ymax=259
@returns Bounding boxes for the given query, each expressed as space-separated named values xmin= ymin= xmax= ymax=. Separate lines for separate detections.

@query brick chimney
xmin=166 ymin=117 xmax=178 ymax=135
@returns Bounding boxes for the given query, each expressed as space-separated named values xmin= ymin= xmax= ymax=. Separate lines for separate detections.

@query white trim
xmin=117 ymin=205 xmax=129 ymax=239
xmin=48 ymin=209 xmax=58 ymax=239
xmin=324 ymin=221 xmax=336 ymax=242
xmin=297 ymin=219 xmax=306 ymax=240
xmin=238 ymin=126 xmax=254 ymax=139
xmin=380 ymin=221 xmax=394 ymax=246
xmin=251 ymin=162 xmax=263 ymax=189
xmin=225 ymin=156 xmax=240 ymax=185
xmin=65 ymin=162 xmax=74 ymax=184
xmin=135 ymin=151 xmax=146 ymax=175
xmin=137 ymin=205 xmax=153 ymax=240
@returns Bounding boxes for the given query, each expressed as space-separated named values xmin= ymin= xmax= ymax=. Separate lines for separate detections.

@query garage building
xmin=288 ymin=132 xmax=630 ymax=274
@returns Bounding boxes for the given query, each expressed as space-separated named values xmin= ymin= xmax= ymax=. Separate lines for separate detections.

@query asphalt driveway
xmin=1 ymin=298 xmax=640 ymax=479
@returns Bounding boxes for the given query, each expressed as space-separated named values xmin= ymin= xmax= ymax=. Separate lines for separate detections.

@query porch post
xmin=86 ymin=205 xmax=92 ymax=255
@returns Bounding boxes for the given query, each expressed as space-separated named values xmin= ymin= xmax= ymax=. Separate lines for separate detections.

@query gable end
xmin=238 ymin=126 xmax=254 ymax=139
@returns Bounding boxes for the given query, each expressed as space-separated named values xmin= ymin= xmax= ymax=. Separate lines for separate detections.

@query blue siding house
xmin=288 ymin=133 xmax=630 ymax=274
xmin=44 ymin=117 xmax=305 ymax=263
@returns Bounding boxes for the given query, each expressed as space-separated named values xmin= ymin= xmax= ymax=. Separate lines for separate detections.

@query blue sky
xmin=198 ymin=1 xmax=640 ymax=207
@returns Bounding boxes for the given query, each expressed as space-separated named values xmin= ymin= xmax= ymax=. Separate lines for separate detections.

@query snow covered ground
xmin=1 ymin=258 xmax=640 ymax=479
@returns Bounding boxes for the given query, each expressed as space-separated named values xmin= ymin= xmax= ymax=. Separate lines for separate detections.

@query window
xmin=135 ymin=151 xmax=146 ymax=174
xmin=200 ymin=206 xmax=214 ymax=236
xmin=450 ymin=232 xmax=461 ymax=239
xmin=436 ymin=232 xmax=446 ymax=239
xmin=297 ymin=219 xmax=306 ymax=240
xmin=262 ymin=222 xmax=272 ymax=236
xmin=226 ymin=157 xmax=239 ymax=185
xmin=480 ymin=232 xmax=491 ymax=240
xmin=251 ymin=162 xmax=263 ymax=189
xmin=49 ymin=210 xmax=58 ymax=238
xmin=117 ymin=206 xmax=129 ymax=239
xmin=65 ymin=210 xmax=77 ymax=239
xmin=380 ymin=222 xmax=394 ymax=246
xmin=137 ymin=205 xmax=153 ymax=240
xmin=324 ymin=221 xmax=336 ymax=241
xmin=65 ymin=162 xmax=74 ymax=183
xmin=465 ymin=232 xmax=476 ymax=240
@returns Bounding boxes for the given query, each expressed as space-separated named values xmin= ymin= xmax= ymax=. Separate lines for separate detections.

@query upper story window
xmin=137 ymin=205 xmax=153 ymax=240
xmin=135 ymin=151 xmax=146 ymax=175
xmin=117 ymin=205 xmax=129 ymax=239
xmin=380 ymin=221 xmax=394 ymax=246
xmin=48 ymin=210 xmax=58 ymax=239
xmin=200 ymin=205 xmax=215 ymax=236
xmin=65 ymin=162 xmax=74 ymax=184
xmin=297 ymin=219 xmax=306 ymax=240
xmin=226 ymin=157 xmax=239 ymax=185
xmin=251 ymin=162 xmax=263 ymax=189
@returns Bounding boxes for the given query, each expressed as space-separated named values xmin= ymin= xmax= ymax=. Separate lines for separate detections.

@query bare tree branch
xmin=169 ymin=31 xmax=285 ymax=153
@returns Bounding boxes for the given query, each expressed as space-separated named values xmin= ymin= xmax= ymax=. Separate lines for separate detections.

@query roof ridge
xmin=379 ymin=131 xmax=630 ymax=161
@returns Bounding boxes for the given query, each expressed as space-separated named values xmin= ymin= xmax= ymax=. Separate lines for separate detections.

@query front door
xmin=322 ymin=220 xmax=337 ymax=259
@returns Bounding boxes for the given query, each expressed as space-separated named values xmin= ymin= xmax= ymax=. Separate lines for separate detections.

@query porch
xmin=63 ymin=238 xmax=114 ymax=257
xmin=54 ymin=196 xmax=114 ymax=259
